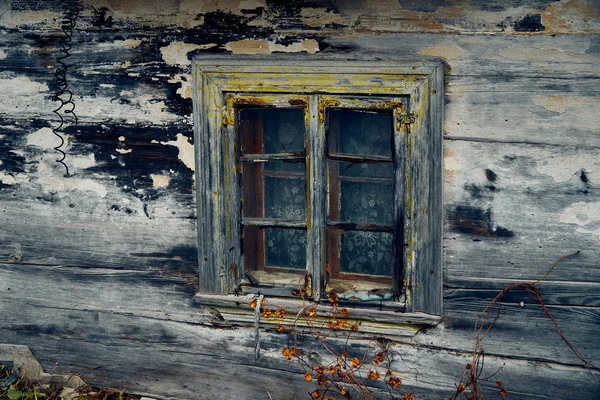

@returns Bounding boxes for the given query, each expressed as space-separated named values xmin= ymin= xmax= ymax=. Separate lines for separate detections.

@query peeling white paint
xmin=0 ymin=48 xmax=6 ymax=60
xmin=27 ymin=128 xmax=65 ymax=149
xmin=150 ymin=174 xmax=170 ymax=189
xmin=168 ymin=74 xmax=193 ymax=99
xmin=161 ymin=134 xmax=195 ymax=171
xmin=116 ymin=148 xmax=133 ymax=154
xmin=0 ymin=172 xmax=17 ymax=185
xmin=160 ymin=42 xmax=218 ymax=66
xmin=76 ymin=94 xmax=180 ymax=125
xmin=559 ymin=201 xmax=600 ymax=242
xmin=69 ymin=153 xmax=97 ymax=170
xmin=118 ymin=136 xmax=126 ymax=142
xmin=1 ymin=76 xmax=49 ymax=96
xmin=536 ymin=153 xmax=599 ymax=183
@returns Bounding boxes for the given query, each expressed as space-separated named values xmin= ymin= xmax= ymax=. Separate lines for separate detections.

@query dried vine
xmin=250 ymin=251 xmax=597 ymax=399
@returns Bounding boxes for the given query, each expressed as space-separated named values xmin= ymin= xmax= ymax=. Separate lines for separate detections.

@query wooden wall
xmin=1 ymin=0 xmax=599 ymax=398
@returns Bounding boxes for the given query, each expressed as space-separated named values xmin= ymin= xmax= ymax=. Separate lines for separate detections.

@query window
xmin=193 ymin=58 xmax=443 ymax=320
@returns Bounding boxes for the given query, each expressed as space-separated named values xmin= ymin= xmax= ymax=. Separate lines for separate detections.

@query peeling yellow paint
xmin=116 ymin=148 xmax=133 ymax=154
xmin=499 ymin=47 xmax=598 ymax=63
xmin=542 ymin=0 xmax=600 ymax=34
xmin=150 ymin=174 xmax=170 ymax=189
xmin=444 ymin=156 xmax=461 ymax=172
xmin=118 ymin=136 xmax=126 ymax=142
xmin=533 ymin=95 xmax=593 ymax=114
xmin=418 ymin=44 xmax=464 ymax=69
xmin=118 ymin=39 xmax=142 ymax=49
xmin=225 ymin=39 xmax=319 ymax=55
xmin=160 ymin=42 xmax=218 ymax=66
xmin=300 ymin=7 xmax=350 ymax=27
xmin=225 ymin=39 xmax=270 ymax=55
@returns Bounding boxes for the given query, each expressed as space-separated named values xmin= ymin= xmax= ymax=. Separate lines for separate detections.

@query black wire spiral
xmin=52 ymin=1 xmax=82 ymax=177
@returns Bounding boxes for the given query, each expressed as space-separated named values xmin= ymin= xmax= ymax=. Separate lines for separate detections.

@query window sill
xmin=194 ymin=294 xmax=441 ymax=338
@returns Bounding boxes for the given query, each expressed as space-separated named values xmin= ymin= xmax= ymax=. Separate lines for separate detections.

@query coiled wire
xmin=52 ymin=1 xmax=82 ymax=177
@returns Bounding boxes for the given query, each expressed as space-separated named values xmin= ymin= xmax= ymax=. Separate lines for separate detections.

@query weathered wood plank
xmin=0 ymin=294 xmax=597 ymax=399
xmin=445 ymin=278 xmax=600 ymax=307
xmin=443 ymin=139 xmax=600 ymax=283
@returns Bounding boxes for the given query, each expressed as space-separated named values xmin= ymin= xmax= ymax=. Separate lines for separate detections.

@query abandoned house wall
xmin=1 ymin=0 xmax=599 ymax=398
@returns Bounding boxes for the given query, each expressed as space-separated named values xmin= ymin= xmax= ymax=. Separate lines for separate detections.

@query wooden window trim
xmin=193 ymin=57 xmax=444 ymax=325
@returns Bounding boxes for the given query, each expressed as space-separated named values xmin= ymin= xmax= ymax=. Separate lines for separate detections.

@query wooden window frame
xmin=193 ymin=56 xmax=444 ymax=327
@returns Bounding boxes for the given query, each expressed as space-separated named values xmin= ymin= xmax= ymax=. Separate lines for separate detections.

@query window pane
xmin=340 ymin=230 xmax=393 ymax=276
xmin=335 ymin=160 xmax=394 ymax=179
xmin=340 ymin=181 xmax=393 ymax=225
xmin=327 ymin=109 xmax=393 ymax=157
xmin=265 ymin=228 xmax=307 ymax=269
xmin=241 ymin=161 xmax=306 ymax=220
xmin=239 ymin=108 xmax=305 ymax=154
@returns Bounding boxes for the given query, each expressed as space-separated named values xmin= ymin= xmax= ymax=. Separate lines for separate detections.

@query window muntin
xmin=233 ymin=96 xmax=407 ymax=302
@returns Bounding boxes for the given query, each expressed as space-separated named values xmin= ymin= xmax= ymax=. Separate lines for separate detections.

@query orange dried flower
xmin=466 ymin=363 xmax=472 ymax=370
xmin=350 ymin=357 xmax=361 ymax=369
xmin=328 ymin=290 xmax=339 ymax=304
xmin=323 ymin=397 xmax=335 ymax=400
xmin=340 ymin=350 xmax=349 ymax=359
xmin=307 ymin=306 xmax=317 ymax=317
xmin=310 ymin=390 xmax=321 ymax=399
xmin=260 ymin=298 xmax=267 ymax=307
xmin=457 ymin=383 xmax=466 ymax=393
xmin=341 ymin=308 xmax=349 ymax=317
xmin=327 ymin=365 xmax=339 ymax=375
xmin=315 ymin=365 xmax=325 ymax=374
xmin=277 ymin=324 xmax=286 ymax=333
xmin=340 ymin=320 xmax=350 ymax=328
xmin=496 ymin=380 xmax=503 ymax=388
xmin=317 ymin=374 xmax=329 ymax=385
xmin=500 ymin=388 xmax=508 ymax=398
xmin=249 ymin=299 xmax=257 ymax=309
xmin=282 ymin=346 xmax=297 ymax=360
xmin=367 ymin=370 xmax=381 ymax=380
xmin=374 ymin=352 xmax=385 ymax=365
xmin=262 ymin=308 xmax=272 ymax=318
xmin=276 ymin=307 xmax=286 ymax=318
xmin=327 ymin=320 xmax=341 ymax=330
xmin=332 ymin=309 xmax=338 ymax=319
xmin=351 ymin=323 xmax=359 ymax=332
xmin=387 ymin=376 xmax=402 ymax=388
xmin=402 ymin=393 xmax=415 ymax=400
xmin=340 ymin=387 xmax=348 ymax=396
xmin=304 ymin=371 xmax=313 ymax=383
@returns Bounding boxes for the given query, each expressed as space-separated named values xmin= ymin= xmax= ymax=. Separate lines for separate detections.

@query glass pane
xmin=239 ymin=108 xmax=305 ymax=154
xmin=334 ymin=160 xmax=394 ymax=179
xmin=338 ymin=181 xmax=394 ymax=225
xmin=241 ymin=161 xmax=306 ymax=220
xmin=265 ymin=228 xmax=307 ymax=269
xmin=340 ymin=230 xmax=393 ymax=276
xmin=328 ymin=109 xmax=393 ymax=157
